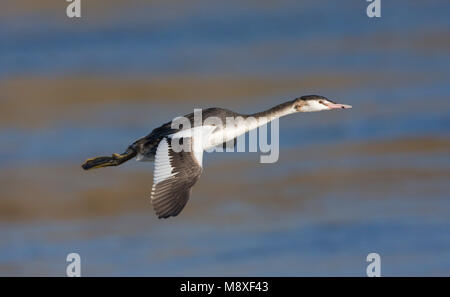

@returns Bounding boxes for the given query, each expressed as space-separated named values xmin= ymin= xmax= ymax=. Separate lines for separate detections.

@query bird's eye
xmin=319 ymin=100 xmax=325 ymax=105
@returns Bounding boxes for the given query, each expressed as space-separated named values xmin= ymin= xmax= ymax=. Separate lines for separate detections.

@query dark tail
xmin=82 ymin=146 xmax=137 ymax=170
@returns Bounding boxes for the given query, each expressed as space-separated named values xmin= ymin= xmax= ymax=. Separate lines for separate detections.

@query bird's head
xmin=292 ymin=95 xmax=352 ymax=112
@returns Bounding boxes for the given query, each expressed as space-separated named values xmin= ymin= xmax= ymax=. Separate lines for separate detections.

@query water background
xmin=0 ymin=0 xmax=449 ymax=276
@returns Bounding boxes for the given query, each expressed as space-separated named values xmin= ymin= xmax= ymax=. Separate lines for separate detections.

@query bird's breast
xmin=204 ymin=124 xmax=248 ymax=149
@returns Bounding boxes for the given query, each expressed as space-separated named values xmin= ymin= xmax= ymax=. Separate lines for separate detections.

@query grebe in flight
xmin=82 ymin=95 xmax=351 ymax=219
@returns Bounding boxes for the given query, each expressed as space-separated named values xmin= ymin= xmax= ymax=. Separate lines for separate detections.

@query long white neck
xmin=246 ymin=101 xmax=295 ymax=129
xmin=205 ymin=102 xmax=297 ymax=149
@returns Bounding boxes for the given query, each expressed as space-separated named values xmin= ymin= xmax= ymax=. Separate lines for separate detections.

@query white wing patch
xmin=153 ymin=138 xmax=176 ymax=185
xmin=168 ymin=125 xmax=215 ymax=167
xmin=150 ymin=136 xmax=204 ymax=218
xmin=191 ymin=136 xmax=204 ymax=167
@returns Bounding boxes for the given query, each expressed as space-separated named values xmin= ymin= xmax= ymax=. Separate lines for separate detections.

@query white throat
xmin=301 ymin=100 xmax=328 ymax=112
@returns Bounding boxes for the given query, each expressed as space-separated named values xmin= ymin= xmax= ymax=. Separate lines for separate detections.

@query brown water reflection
xmin=1 ymin=71 xmax=443 ymax=128
xmin=1 ymin=0 xmax=450 ymax=276
xmin=1 ymin=137 xmax=448 ymax=222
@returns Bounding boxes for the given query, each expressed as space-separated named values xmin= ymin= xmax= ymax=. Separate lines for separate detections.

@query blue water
xmin=0 ymin=0 xmax=449 ymax=276
xmin=1 ymin=1 xmax=450 ymax=77
xmin=1 ymin=194 xmax=449 ymax=276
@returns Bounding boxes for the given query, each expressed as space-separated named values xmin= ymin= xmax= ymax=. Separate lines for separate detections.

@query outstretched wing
xmin=151 ymin=137 xmax=203 ymax=219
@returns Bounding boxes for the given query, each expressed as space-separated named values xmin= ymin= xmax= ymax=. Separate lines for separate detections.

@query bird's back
xmin=133 ymin=107 xmax=240 ymax=159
